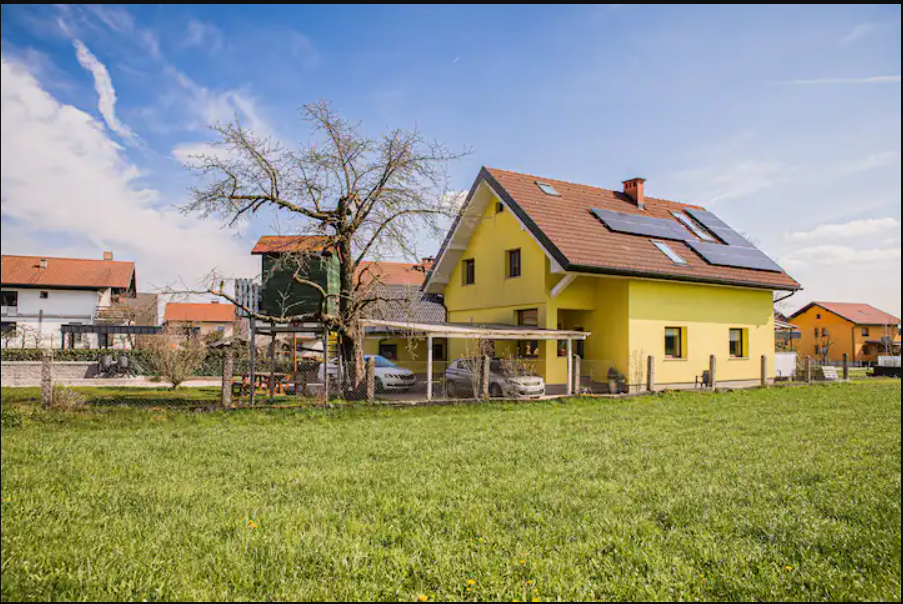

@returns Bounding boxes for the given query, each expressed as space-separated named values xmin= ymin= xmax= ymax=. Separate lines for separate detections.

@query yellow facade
xmin=441 ymin=193 xmax=778 ymax=389
xmin=792 ymin=306 xmax=901 ymax=363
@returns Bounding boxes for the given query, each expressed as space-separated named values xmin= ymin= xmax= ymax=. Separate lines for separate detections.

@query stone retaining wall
xmin=1 ymin=361 xmax=98 ymax=387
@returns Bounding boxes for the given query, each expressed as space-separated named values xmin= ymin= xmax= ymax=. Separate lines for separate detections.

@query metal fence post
xmin=366 ymin=356 xmax=376 ymax=404
xmin=221 ymin=343 xmax=234 ymax=409
xmin=761 ymin=354 xmax=768 ymax=388
xmin=481 ymin=355 xmax=491 ymax=400
xmin=647 ymin=355 xmax=655 ymax=393
xmin=709 ymin=354 xmax=718 ymax=391
xmin=573 ymin=355 xmax=582 ymax=396
xmin=843 ymin=353 xmax=850 ymax=381
xmin=41 ymin=349 xmax=53 ymax=409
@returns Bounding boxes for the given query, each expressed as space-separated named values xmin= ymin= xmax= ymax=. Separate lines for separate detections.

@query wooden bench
xmin=820 ymin=366 xmax=840 ymax=382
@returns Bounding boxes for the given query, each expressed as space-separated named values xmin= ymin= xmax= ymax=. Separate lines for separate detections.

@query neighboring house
xmin=1 ymin=252 xmax=137 ymax=349
xmin=359 ymin=259 xmax=447 ymax=365
xmin=164 ymin=302 xmax=236 ymax=339
xmin=789 ymin=302 xmax=901 ymax=363
xmin=424 ymin=167 xmax=801 ymax=390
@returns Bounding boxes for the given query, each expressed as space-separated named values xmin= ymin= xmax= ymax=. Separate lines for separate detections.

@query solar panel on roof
xmin=685 ymin=209 xmax=753 ymax=247
xmin=592 ymin=208 xmax=693 ymax=242
xmin=672 ymin=211 xmax=717 ymax=242
xmin=686 ymin=241 xmax=784 ymax=273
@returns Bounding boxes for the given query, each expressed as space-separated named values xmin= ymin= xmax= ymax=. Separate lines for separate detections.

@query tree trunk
xmin=338 ymin=238 xmax=365 ymax=399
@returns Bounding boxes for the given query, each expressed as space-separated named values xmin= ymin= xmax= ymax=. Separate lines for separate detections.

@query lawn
xmin=2 ymin=382 xmax=901 ymax=602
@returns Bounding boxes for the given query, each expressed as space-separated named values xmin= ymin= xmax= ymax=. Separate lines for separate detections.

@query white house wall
xmin=1 ymin=287 xmax=110 ymax=349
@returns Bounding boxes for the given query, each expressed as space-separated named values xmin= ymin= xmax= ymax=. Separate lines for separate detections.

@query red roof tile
xmin=482 ymin=167 xmax=801 ymax=291
xmin=357 ymin=260 xmax=433 ymax=287
xmin=164 ymin=302 xmax=235 ymax=323
xmin=792 ymin=302 xmax=900 ymax=326
xmin=1 ymin=255 xmax=135 ymax=290
xmin=251 ymin=236 xmax=331 ymax=255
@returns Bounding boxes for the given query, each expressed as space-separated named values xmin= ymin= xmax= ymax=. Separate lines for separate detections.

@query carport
xmin=361 ymin=319 xmax=591 ymax=400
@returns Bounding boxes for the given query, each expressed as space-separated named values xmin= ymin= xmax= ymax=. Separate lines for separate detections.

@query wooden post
xmin=805 ymin=356 xmax=813 ymax=384
xmin=566 ymin=339 xmax=574 ymax=396
xmin=709 ymin=354 xmax=718 ymax=391
xmin=761 ymin=354 xmax=768 ymax=388
xmin=248 ymin=317 xmax=257 ymax=406
xmin=221 ymin=343 xmax=234 ymax=409
xmin=481 ymin=355 xmax=491 ymax=400
xmin=573 ymin=355 xmax=582 ymax=396
xmin=426 ymin=336 xmax=434 ymax=401
xmin=365 ymin=355 xmax=376 ymax=404
xmin=322 ymin=331 xmax=330 ymax=402
xmin=268 ymin=323 xmax=277 ymax=404
xmin=40 ymin=349 xmax=53 ymax=409
xmin=647 ymin=355 xmax=655 ymax=393
xmin=842 ymin=353 xmax=850 ymax=381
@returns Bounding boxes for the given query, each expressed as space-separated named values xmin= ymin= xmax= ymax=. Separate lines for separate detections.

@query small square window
xmin=507 ymin=249 xmax=522 ymax=279
xmin=862 ymin=327 xmax=870 ymax=337
xmin=652 ymin=240 xmax=688 ymax=265
xmin=496 ymin=202 xmax=505 ymax=214
xmin=39 ymin=291 xmax=49 ymax=299
xmin=516 ymin=309 xmax=539 ymax=327
xmin=665 ymin=327 xmax=684 ymax=359
xmin=535 ymin=181 xmax=560 ymax=196
xmin=462 ymin=259 xmax=476 ymax=286
xmin=518 ymin=340 xmax=540 ymax=358
xmin=379 ymin=343 xmax=398 ymax=360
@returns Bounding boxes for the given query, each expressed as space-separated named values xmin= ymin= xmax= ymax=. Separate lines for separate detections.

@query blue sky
xmin=1 ymin=4 xmax=900 ymax=314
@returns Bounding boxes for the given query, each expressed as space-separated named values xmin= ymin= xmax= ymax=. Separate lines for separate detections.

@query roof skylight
xmin=672 ymin=211 xmax=717 ymax=242
xmin=535 ymin=181 xmax=560 ymax=196
xmin=652 ymin=240 xmax=688 ymax=265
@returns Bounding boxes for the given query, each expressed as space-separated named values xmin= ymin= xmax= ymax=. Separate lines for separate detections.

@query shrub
xmin=50 ymin=386 xmax=88 ymax=411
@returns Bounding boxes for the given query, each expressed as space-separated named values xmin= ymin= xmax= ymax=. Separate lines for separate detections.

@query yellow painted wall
xmin=628 ymin=281 xmax=775 ymax=386
xmin=363 ymin=337 xmax=450 ymax=373
xmin=793 ymin=307 xmax=901 ymax=363
xmin=440 ymin=191 xmax=779 ymax=388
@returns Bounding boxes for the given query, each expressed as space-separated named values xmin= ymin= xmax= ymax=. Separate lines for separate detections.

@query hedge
xmin=1 ymin=348 xmax=319 ymax=378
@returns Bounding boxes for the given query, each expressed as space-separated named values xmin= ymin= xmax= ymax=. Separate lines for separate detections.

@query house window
xmin=518 ymin=340 xmax=540 ymax=359
xmin=379 ymin=342 xmax=398 ymax=360
xmin=729 ymin=328 xmax=747 ymax=358
xmin=39 ymin=291 xmax=49 ymax=299
xmin=462 ymin=259 xmax=476 ymax=286
xmin=0 ymin=291 xmax=17 ymax=307
xmin=507 ymin=249 xmax=522 ymax=279
xmin=822 ymin=328 xmax=829 ymax=337
xmin=1 ymin=322 xmax=15 ymax=334
xmin=432 ymin=342 xmax=446 ymax=361
xmin=816 ymin=314 xmax=822 ymax=320
xmin=216 ymin=325 xmax=226 ymax=333
xmin=516 ymin=309 xmax=539 ymax=327
xmin=665 ymin=327 xmax=685 ymax=359
xmin=496 ymin=202 xmax=505 ymax=214
xmin=814 ymin=328 xmax=819 ymax=338
xmin=862 ymin=327 xmax=870 ymax=337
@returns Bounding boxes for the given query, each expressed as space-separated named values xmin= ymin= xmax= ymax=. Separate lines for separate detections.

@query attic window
xmin=652 ymin=240 xmax=688 ymax=266
xmin=672 ymin=211 xmax=716 ymax=242
xmin=535 ymin=182 xmax=560 ymax=196
xmin=496 ymin=202 xmax=505 ymax=214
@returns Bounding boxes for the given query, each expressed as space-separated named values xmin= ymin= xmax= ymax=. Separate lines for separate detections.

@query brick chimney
xmin=623 ymin=178 xmax=647 ymax=210
xmin=103 ymin=251 xmax=114 ymax=261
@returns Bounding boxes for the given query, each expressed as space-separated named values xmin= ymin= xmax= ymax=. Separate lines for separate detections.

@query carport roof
xmin=362 ymin=319 xmax=590 ymax=340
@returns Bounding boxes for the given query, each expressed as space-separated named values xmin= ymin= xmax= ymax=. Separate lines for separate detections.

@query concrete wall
xmin=1 ymin=361 xmax=98 ymax=387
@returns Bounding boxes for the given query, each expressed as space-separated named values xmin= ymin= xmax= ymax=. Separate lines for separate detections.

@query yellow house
xmin=423 ymin=168 xmax=802 ymax=391
xmin=789 ymin=302 xmax=901 ymax=364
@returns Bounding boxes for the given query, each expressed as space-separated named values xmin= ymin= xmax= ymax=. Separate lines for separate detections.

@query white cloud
xmin=787 ymin=217 xmax=902 ymax=242
xmin=780 ymin=75 xmax=901 ymax=85
xmin=171 ymin=141 xmax=233 ymax=165
xmin=842 ymin=151 xmax=901 ymax=174
xmin=673 ymin=159 xmax=796 ymax=205
xmin=781 ymin=244 xmax=901 ymax=268
xmin=0 ymin=56 xmax=256 ymax=291
xmin=289 ymin=31 xmax=320 ymax=71
xmin=183 ymin=19 xmax=225 ymax=52
xmin=842 ymin=23 xmax=878 ymax=44
xmin=72 ymin=39 xmax=138 ymax=144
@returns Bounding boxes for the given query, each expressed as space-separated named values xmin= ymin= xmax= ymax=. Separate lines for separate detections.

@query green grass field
xmin=2 ymin=382 xmax=900 ymax=602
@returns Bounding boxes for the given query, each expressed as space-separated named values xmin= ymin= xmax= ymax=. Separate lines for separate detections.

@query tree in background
xmin=815 ymin=328 xmax=836 ymax=365
xmin=144 ymin=323 xmax=207 ymax=390
xmin=183 ymin=100 xmax=464 ymax=397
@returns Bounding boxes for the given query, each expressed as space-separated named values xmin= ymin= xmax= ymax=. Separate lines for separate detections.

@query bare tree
xmin=815 ymin=328 xmax=836 ymax=364
xmin=183 ymin=100 xmax=464 ymax=397
xmin=144 ymin=323 xmax=208 ymax=390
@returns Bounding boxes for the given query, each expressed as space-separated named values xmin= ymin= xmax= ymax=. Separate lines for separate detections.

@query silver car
xmin=445 ymin=358 xmax=546 ymax=399
xmin=318 ymin=355 xmax=417 ymax=392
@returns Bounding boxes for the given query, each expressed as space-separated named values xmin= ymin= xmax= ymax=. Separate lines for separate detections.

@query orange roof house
xmin=164 ymin=302 xmax=236 ymax=339
xmin=1 ymin=254 xmax=135 ymax=292
xmin=790 ymin=302 xmax=901 ymax=363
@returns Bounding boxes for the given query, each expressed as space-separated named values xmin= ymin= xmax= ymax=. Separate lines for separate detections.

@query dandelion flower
xmin=785 ymin=566 xmax=793 ymax=572
xmin=519 ymin=560 xmax=527 ymax=565
xmin=467 ymin=580 xmax=476 ymax=586
xmin=418 ymin=596 xmax=429 ymax=602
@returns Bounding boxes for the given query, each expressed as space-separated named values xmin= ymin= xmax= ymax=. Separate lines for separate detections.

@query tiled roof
xmin=363 ymin=284 xmax=447 ymax=324
xmin=1 ymin=255 xmax=135 ymax=290
xmin=357 ymin=260 xmax=433 ymax=287
xmin=251 ymin=236 xmax=331 ymax=255
xmin=438 ymin=167 xmax=800 ymax=291
xmin=164 ymin=302 xmax=235 ymax=323
xmin=792 ymin=302 xmax=901 ymax=326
